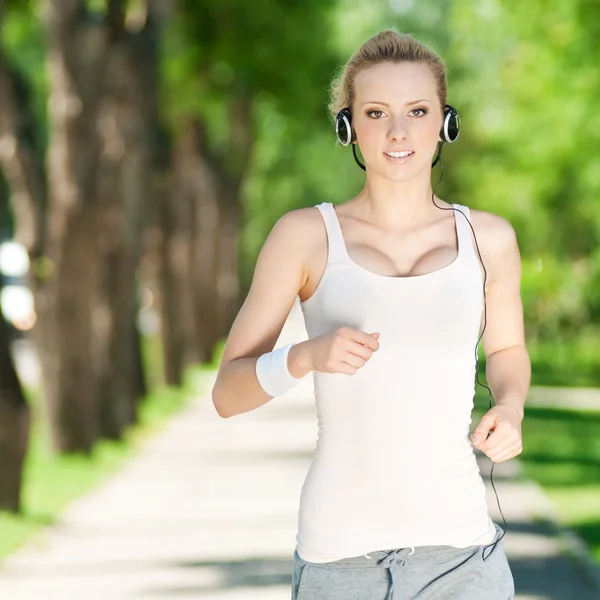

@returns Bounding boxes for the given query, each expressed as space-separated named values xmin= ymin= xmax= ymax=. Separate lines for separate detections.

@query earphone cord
xmin=431 ymin=143 xmax=508 ymax=559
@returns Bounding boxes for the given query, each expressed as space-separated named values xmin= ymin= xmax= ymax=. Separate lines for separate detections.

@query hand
xmin=471 ymin=405 xmax=523 ymax=463
xmin=306 ymin=326 xmax=380 ymax=375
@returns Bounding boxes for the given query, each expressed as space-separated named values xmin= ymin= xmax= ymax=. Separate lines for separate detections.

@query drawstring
xmin=376 ymin=546 xmax=416 ymax=600
xmin=363 ymin=546 xmax=414 ymax=560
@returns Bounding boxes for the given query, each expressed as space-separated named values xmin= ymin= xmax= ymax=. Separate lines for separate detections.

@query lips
xmin=384 ymin=150 xmax=415 ymax=164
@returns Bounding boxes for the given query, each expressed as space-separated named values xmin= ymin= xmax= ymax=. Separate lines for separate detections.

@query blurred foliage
xmin=2 ymin=4 xmax=48 ymax=146
xmin=161 ymin=0 xmax=346 ymax=287
xmin=2 ymin=0 xmax=600 ymax=379
xmin=324 ymin=0 xmax=600 ymax=367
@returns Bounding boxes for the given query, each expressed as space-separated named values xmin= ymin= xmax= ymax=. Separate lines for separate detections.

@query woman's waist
xmin=313 ymin=409 xmax=475 ymax=447
xmin=305 ymin=444 xmax=482 ymax=490
xmin=299 ymin=465 xmax=490 ymax=529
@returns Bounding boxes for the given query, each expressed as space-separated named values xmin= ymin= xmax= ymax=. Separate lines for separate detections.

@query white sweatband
xmin=255 ymin=343 xmax=302 ymax=397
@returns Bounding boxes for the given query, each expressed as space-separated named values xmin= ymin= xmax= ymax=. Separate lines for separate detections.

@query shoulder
xmin=264 ymin=206 xmax=327 ymax=277
xmin=466 ymin=207 xmax=518 ymax=255
xmin=463 ymin=207 xmax=521 ymax=282
xmin=270 ymin=205 xmax=327 ymax=248
xmin=251 ymin=206 xmax=326 ymax=293
xmin=274 ymin=205 xmax=324 ymax=229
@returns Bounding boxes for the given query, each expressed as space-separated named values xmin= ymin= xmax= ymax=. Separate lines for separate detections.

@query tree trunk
xmin=0 ymin=17 xmax=38 ymax=511
xmin=94 ymin=23 xmax=161 ymax=437
xmin=131 ymin=299 xmax=147 ymax=400
xmin=0 ymin=280 xmax=30 ymax=513
xmin=36 ymin=214 xmax=100 ymax=453
xmin=40 ymin=2 xmax=169 ymax=448
xmin=156 ymin=169 xmax=184 ymax=387
xmin=172 ymin=120 xmax=220 ymax=365
xmin=40 ymin=4 xmax=110 ymax=453
xmin=200 ymin=95 xmax=254 ymax=345
xmin=215 ymin=190 xmax=242 ymax=341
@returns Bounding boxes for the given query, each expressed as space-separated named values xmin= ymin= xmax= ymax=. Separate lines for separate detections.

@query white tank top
xmin=295 ymin=201 xmax=497 ymax=563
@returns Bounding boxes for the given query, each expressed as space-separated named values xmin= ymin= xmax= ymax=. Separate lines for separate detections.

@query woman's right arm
xmin=211 ymin=208 xmax=380 ymax=418
xmin=211 ymin=209 xmax=314 ymax=418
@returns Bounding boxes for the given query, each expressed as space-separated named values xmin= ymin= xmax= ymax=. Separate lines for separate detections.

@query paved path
xmin=1 ymin=303 xmax=599 ymax=599
xmin=526 ymin=385 xmax=600 ymax=411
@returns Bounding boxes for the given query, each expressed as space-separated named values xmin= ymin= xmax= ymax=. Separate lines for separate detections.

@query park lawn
xmin=474 ymin=395 xmax=600 ymax=565
xmin=0 ymin=336 xmax=215 ymax=561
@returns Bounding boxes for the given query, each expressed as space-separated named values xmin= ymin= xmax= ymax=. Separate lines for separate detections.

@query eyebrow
xmin=360 ymin=99 xmax=432 ymax=107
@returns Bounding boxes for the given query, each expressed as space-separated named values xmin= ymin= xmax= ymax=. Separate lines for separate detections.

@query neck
xmin=354 ymin=169 xmax=444 ymax=231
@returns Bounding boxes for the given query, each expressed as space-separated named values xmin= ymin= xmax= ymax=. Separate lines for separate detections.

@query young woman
xmin=212 ymin=29 xmax=530 ymax=600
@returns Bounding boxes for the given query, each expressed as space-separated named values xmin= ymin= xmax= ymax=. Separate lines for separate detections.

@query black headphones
xmin=335 ymin=104 xmax=460 ymax=169
xmin=335 ymin=103 xmax=460 ymax=146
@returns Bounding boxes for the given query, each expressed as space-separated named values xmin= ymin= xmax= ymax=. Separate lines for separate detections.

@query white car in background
xmin=0 ymin=240 xmax=36 ymax=336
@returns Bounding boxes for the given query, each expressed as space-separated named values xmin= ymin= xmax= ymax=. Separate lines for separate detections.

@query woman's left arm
xmin=470 ymin=212 xmax=531 ymax=462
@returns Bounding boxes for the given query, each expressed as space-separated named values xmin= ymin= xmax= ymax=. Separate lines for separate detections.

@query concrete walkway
xmin=1 ymin=304 xmax=599 ymax=599
xmin=527 ymin=385 xmax=600 ymax=411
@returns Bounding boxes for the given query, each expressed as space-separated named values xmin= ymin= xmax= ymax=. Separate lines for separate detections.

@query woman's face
xmin=351 ymin=61 xmax=443 ymax=182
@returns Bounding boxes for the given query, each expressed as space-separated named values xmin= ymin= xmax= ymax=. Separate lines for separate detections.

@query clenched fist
xmin=288 ymin=327 xmax=380 ymax=378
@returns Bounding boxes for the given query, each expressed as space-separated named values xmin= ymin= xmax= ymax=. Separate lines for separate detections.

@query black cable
xmin=353 ymin=144 xmax=366 ymax=171
xmin=350 ymin=139 xmax=508 ymax=557
xmin=430 ymin=142 xmax=507 ymax=559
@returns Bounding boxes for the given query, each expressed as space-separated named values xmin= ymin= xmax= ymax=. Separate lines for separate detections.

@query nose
xmin=387 ymin=115 xmax=409 ymax=142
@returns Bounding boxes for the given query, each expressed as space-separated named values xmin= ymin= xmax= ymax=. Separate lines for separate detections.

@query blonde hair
xmin=328 ymin=29 xmax=447 ymax=121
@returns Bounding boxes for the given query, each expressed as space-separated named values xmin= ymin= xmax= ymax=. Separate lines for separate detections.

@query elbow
xmin=211 ymin=383 xmax=233 ymax=419
xmin=216 ymin=407 xmax=233 ymax=419
xmin=486 ymin=343 xmax=529 ymax=360
xmin=213 ymin=397 xmax=233 ymax=419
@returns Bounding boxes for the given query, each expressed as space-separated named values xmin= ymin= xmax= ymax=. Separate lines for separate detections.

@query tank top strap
xmin=314 ymin=202 xmax=348 ymax=265
xmin=452 ymin=204 xmax=478 ymax=263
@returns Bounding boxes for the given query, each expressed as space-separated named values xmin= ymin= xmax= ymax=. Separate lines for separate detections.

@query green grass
xmin=473 ymin=384 xmax=600 ymax=565
xmin=476 ymin=332 xmax=600 ymax=388
xmin=529 ymin=334 xmax=600 ymax=387
xmin=0 ymin=335 xmax=217 ymax=561
xmin=518 ymin=406 xmax=600 ymax=563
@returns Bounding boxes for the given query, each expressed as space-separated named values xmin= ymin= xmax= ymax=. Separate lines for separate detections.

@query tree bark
xmin=0 ymin=304 xmax=30 ymax=513
xmin=94 ymin=15 xmax=161 ymax=438
xmin=171 ymin=120 xmax=220 ymax=365
xmin=156 ymin=167 xmax=184 ymax=387
xmin=0 ymin=14 xmax=38 ymax=512
xmin=181 ymin=95 xmax=254 ymax=354
xmin=204 ymin=95 xmax=254 ymax=343
xmin=39 ymin=1 xmax=109 ymax=453
xmin=214 ymin=187 xmax=242 ymax=341
xmin=0 ymin=1 xmax=168 ymax=462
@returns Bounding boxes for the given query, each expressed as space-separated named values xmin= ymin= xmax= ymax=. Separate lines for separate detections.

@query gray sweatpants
xmin=292 ymin=522 xmax=515 ymax=600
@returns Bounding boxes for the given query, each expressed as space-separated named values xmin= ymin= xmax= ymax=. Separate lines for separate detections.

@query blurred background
xmin=0 ymin=0 xmax=599 ymax=597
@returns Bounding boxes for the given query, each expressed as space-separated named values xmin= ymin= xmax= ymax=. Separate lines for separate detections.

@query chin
xmin=371 ymin=161 xmax=426 ymax=183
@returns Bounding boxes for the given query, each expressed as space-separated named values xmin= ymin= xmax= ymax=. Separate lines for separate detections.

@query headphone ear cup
xmin=335 ymin=108 xmax=355 ymax=146
xmin=441 ymin=104 xmax=460 ymax=143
